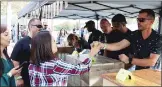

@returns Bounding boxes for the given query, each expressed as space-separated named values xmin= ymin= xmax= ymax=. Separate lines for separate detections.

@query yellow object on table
xmin=116 ymin=68 xmax=133 ymax=82
xmin=101 ymin=69 xmax=161 ymax=86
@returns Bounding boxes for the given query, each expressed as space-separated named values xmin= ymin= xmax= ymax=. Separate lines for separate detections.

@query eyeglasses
xmin=137 ymin=18 xmax=151 ymax=22
xmin=112 ymin=22 xmax=124 ymax=27
xmin=32 ymin=25 xmax=43 ymax=28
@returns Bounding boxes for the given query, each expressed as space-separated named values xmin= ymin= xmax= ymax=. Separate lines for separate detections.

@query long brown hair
xmin=30 ymin=31 xmax=57 ymax=66
xmin=67 ymin=34 xmax=79 ymax=46
xmin=59 ymin=29 xmax=67 ymax=37
xmin=0 ymin=24 xmax=10 ymax=77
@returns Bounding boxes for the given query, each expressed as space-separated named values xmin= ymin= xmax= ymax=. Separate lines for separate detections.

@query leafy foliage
xmin=54 ymin=21 xmax=74 ymax=31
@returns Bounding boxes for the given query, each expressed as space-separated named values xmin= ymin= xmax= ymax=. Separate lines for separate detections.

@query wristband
xmin=15 ymin=76 xmax=22 ymax=80
xmin=7 ymin=72 xmax=12 ymax=77
xmin=101 ymin=43 xmax=107 ymax=49
xmin=103 ymin=43 xmax=107 ymax=49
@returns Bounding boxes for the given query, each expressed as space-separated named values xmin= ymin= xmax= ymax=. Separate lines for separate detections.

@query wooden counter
xmin=101 ymin=69 xmax=161 ymax=86
xmin=57 ymin=46 xmax=74 ymax=54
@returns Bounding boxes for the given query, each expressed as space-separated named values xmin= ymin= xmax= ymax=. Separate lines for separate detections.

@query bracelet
xmin=101 ymin=43 xmax=107 ymax=49
xmin=15 ymin=76 xmax=22 ymax=80
xmin=103 ymin=43 xmax=107 ymax=49
xmin=7 ymin=72 xmax=12 ymax=77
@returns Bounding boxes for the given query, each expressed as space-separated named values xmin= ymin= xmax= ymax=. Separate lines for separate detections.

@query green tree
xmin=54 ymin=21 xmax=74 ymax=31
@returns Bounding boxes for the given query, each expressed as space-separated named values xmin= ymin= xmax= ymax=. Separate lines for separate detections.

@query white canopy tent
xmin=54 ymin=1 xmax=161 ymax=19
xmin=18 ymin=0 xmax=161 ymax=19
xmin=18 ymin=0 xmax=162 ymax=33
xmin=18 ymin=0 xmax=49 ymax=18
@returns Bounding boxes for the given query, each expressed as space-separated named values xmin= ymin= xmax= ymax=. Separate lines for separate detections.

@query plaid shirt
xmin=28 ymin=58 xmax=91 ymax=86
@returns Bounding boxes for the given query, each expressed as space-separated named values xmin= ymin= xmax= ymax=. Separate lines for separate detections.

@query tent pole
xmin=96 ymin=20 xmax=98 ymax=29
xmin=17 ymin=23 xmax=19 ymax=40
xmin=158 ymin=1 xmax=162 ymax=34
xmin=39 ymin=7 xmax=43 ymax=21
xmin=95 ymin=13 xmax=99 ymax=29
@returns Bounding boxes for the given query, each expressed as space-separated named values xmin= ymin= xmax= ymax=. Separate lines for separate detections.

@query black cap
xmin=84 ymin=20 xmax=95 ymax=28
xmin=112 ymin=14 xmax=127 ymax=23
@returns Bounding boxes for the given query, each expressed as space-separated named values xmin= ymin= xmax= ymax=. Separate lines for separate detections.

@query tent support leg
xmin=39 ymin=7 xmax=43 ymax=21
xmin=158 ymin=2 xmax=162 ymax=34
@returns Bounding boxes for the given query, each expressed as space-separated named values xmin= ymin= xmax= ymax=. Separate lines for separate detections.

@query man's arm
xmin=132 ymin=35 xmax=162 ymax=67
xmin=132 ymin=53 xmax=160 ymax=66
xmin=12 ymin=60 xmax=21 ymax=76
xmin=11 ymin=42 xmax=21 ymax=69
xmin=102 ymin=39 xmax=130 ymax=51
xmin=10 ymin=41 xmax=24 ymax=86
xmin=12 ymin=60 xmax=24 ymax=86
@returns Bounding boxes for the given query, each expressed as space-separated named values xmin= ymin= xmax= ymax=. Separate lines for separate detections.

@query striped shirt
xmin=28 ymin=58 xmax=91 ymax=86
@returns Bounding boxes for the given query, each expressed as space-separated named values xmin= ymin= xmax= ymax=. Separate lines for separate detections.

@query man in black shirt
xmin=112 ymin=14 xmax=132 ymax=39
xmin=99 ymin=15 xmax=132 ymax=60
xmin=84 ymin=20 xmax=102 ymax=44
xmin=11 ymin=18 xmax=42 ymax=86
xmin=95 ymin=9 xmax=162 ymax=70
xmin=99 ymin=18 xmax=113 ymax=55
xmin=111 ymin=14 xmax=132 ymax=60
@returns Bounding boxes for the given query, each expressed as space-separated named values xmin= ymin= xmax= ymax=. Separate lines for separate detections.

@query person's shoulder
xmin=96 ymin=29 xmax=102 ymax=33
xmin=94 ymin=29 xmax=102 ymax=34
xmin=125 ymin=29 xmax=132 ymax=35
xmin=80 ymin=37 xmax=88 ymax=42
xmin=100 ymin=33 xmax=105 ymax=36
xmin=127 ymin=28 xmax=132 ymax=33
xmin=151 ymin=29 xmax=161 ymax=39
xmin=16 ymin=36 xmax=31 ymax=44
xmin=21 ymin=36 xmax=31 ymax=41
xmin=151 ymin=30 xmax=162 ymax=46
xmin=125 ymin=30 xmax=139 ymax=38
xmin=152 ymin=29 xmax=160 ymax=36
xmin=130 ymin=30 xmax=140 ymax=35
xmin=132 ymin=30 xmax=139 ymax=33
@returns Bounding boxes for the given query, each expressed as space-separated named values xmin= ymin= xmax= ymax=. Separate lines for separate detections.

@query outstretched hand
xmin=89 ymin=41 xmax=101 ymax=57
xmin=91 ymin=41 xmax=105 ymax=49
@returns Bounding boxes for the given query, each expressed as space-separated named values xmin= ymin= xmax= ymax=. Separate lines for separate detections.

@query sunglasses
xmin=32 ymin=25 xmax=43 ymax=28
xmin=137 ymin=18 xmax=151 ymax=22
xmin=112 ymin=22 xmax=125 ymax=27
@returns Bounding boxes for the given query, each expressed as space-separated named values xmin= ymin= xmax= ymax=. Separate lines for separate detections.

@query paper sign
xmin=116 ymin=68 xmax=132 ymax=82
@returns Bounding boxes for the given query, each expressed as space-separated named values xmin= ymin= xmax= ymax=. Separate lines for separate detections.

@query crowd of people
xmin=0 ymin=9 xmax=161 ymax=86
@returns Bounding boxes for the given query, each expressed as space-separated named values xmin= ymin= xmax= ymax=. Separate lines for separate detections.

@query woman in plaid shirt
xmin=29 ymin=31 xmax=100 ymax=86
